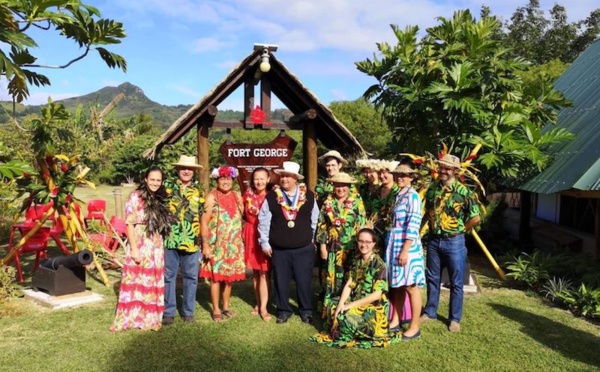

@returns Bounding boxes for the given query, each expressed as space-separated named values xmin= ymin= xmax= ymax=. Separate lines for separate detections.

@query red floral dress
xmin=200 ymin=189 xmax=246 ymax=283
xmin=111 ymin=191 xmax=165 ymax=331
xmin=242 ymin=188 xmax=270 ymax=271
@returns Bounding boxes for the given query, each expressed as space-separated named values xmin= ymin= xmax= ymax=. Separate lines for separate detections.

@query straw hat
xmin=172 ymin=155 xmax=203 ymax=169
xmin=274 ymin=161 xmax=304 ymax=179
xmin=437 ymin=154 xmax=461 ymax=169
xmin=355 ymin=159 xmax=374 ymax=169
xmin=391 ymin=164 xmax=418 ymax=177
xmin=318 ymin=150 xmax=348 ymax=165
xmin=372 ymin=160 xmax=399 ymax=172
xmin=326 ymin=172 xmax=357 ymax=184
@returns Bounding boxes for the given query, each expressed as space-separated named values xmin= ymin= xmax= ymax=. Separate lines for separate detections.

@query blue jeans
xmin=164 ymin=249 xmax=201 ymax=317
xmin=423 ymin=235 xmax=466 ymax=323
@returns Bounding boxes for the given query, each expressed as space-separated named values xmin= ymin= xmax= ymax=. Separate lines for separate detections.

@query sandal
xmin=222 ymin=309 xmax=237 ymax=318
xmin=250 ymin=307 xmax=259 ymax=316
xmin=212 ymin=313 xmax=225 ymax=322
xmin=260 ymin=312 xmax=272 ymax=322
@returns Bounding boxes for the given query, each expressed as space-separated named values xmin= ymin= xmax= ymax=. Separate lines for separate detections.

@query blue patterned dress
xmin=386 ymin=186 xmax=425 ymax=288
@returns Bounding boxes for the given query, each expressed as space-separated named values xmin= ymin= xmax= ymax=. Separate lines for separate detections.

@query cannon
xmin=32 ymin=250 xmax=93 ymax=296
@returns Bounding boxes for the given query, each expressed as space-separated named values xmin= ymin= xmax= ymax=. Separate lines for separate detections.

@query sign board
xmin=220 ymin=134 xmax=297 ymax=193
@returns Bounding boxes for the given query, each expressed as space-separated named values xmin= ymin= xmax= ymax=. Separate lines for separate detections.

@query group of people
xmin=109 ymin=150 xmax=481 ymax=349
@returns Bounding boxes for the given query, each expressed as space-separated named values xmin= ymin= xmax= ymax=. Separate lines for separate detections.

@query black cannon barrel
xmin=40 ymin=249 xmax=93 ymax=270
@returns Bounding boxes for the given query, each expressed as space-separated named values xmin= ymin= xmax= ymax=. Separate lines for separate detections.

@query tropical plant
xmin=329 ymin=99 xmax=390 ymax=157
xmin=506 ymin=251 xmax=563 ymax=289
xmin=356 ymin=10 xmax=574 ymax=190
xmin=0 ymin=0 xmax=127 ymax=103
xmin=541 ymin=277 xmax=573 ymax=306
xmin=559 ymin=283 xmax=600 ymax=319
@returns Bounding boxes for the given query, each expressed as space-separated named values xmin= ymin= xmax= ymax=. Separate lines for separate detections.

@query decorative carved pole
xmin=303 ymin=120 xmax=318 ymax=191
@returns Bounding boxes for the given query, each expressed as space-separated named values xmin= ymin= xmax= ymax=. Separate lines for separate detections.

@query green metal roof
xmin=521 ymin=39 xmax=600 ymax=194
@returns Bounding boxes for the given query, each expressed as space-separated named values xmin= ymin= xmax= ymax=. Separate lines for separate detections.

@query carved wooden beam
xmin=210 ymin=120 xmax=303 ymax=130
xmin=289 ymin=109 xmax=317 ymax=123
xmin=207 ymin=105 xmax=218 ymax=117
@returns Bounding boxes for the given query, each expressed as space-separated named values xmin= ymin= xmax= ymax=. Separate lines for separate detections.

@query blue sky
xmin=1 ymin=0 xmax=598 ymax=110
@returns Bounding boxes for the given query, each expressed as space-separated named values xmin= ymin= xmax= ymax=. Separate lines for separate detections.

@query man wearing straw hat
xmin=258 ymin=161 xmax=319 ymax=325
xmin=162 ymin=155 xmax=204 ymax=325
xmin=315 ymin=150 xmax=348 ymax=206
xmin=421 ymin=154 xmax=480 ymax=332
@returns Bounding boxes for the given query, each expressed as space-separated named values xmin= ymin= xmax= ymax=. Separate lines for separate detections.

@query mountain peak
xmin=116 ymin=82 xmax=144 ymax=96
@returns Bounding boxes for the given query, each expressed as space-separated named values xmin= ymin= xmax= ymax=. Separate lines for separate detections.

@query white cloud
xmin=190 ymin=37 xmax=231 ymax=54
xmin=169 ymin=85 xmax=203 ymax=99
xmin=329 ymin=88 xmax=349 ymax=101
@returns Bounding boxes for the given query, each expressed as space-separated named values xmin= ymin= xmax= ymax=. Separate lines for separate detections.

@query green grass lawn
xmin=1 ymin=254 xmax=600 ymax=372
xmin=2 ymin=186 xmax=600 ymax=371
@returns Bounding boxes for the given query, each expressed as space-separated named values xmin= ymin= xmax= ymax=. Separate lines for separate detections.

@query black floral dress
xmin=372 ymin=184 xmax=400 ymax=256
xmin=315 ymin=194 xmax=366 ymax=322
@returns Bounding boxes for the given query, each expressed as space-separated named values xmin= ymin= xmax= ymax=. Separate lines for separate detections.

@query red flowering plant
xmin=2 ymin=101 xmax=111 ymax=287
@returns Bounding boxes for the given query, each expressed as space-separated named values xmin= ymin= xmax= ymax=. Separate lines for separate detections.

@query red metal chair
xmin=24 ymin=203 xmax=53 ymax=223
xmin=107 ymin=215 xmax=128 ymax=252
xmin=8 ymin=226 xmax=52 ymax=283
xmin=84 ymin=199 xmax=107 ymax=227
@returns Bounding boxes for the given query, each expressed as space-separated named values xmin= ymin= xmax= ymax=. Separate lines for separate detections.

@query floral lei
xmin=274 ymin=184 xmax=307 ymax=211
xmin=245 ymin=187 xmax=265 ymax=215
xmin=324 ymin=194 xmax=355 ymax=227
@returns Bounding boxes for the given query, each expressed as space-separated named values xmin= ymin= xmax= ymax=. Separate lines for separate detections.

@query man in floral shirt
xmin=315 ymin=150 xmax=347 ymax=207
xmin=162 ymin=156 xmax=204 ymax=325
xmin=421 ymin=154 xmax=480 ymax=333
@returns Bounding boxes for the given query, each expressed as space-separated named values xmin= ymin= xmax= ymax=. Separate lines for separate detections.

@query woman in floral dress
xmin=371 ymin=160 xmax=400 ymax=257
xmin=243 ymin=167 xmax=272 ymax=321
xmin=387 ymin=164 xmax=425 ymax=340
xmin=200 ymin=166 xmax=245 ymax=322
xmin=356 ymin=159 xmax=380 ymax=219
xmin=111 ymin=167 xmax=172 ymax=331
xmin=310 ymin=228 xmax=399 ymax=348
xmin=316 ymin=172 xmax=365 ymax=326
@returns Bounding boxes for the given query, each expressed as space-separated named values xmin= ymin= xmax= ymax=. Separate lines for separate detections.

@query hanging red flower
xmin=250 ymin=105 xmax=266 ymax=124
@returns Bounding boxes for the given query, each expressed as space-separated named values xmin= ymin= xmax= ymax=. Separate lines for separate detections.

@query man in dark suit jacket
xmin=258 ymin=161 xmax=319 ymax=324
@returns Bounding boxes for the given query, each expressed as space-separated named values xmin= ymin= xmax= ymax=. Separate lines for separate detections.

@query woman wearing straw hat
xmin=200 ymin=166 xmax=245 ymax=322
xmin=356 ymin=158 xmax=380 ymax=219
xmin=371 ymin=160 xmax=401 ymax=256
xmin=387 ymin=163 xmax=425 ymax=340
xmin=315 ymin=172 xmax=366 ymax=327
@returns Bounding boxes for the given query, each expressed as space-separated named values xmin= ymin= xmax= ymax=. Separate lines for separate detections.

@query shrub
xmin=559 ymin=283 xmax=600 ymax=319
xmin=506 ymin=251 xmax=563 ymax=290
xmin=0 ymin=265 xmax=21 ymax=302
xmin=541 ymin=277 xmax=573 ymax=306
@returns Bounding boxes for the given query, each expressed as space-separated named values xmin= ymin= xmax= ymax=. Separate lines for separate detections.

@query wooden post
xmin=244 ymin=76 xmax=255 ymax=129
xmin=303 ymin=121 xmax=318 ymax=191
xmin=198 ymin=121 xmax=210 ymax=191
xmin=113 ymin=188 xmax=123 ymax=219
xmin=260 ymin=76 xmax=271 ymax=117
xmin=519 ymin=191 xmax=532 ymax=250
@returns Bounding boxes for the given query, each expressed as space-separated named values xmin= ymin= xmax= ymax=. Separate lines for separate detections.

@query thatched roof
xmin=143 ymin=49 xmax=365 ymax=159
